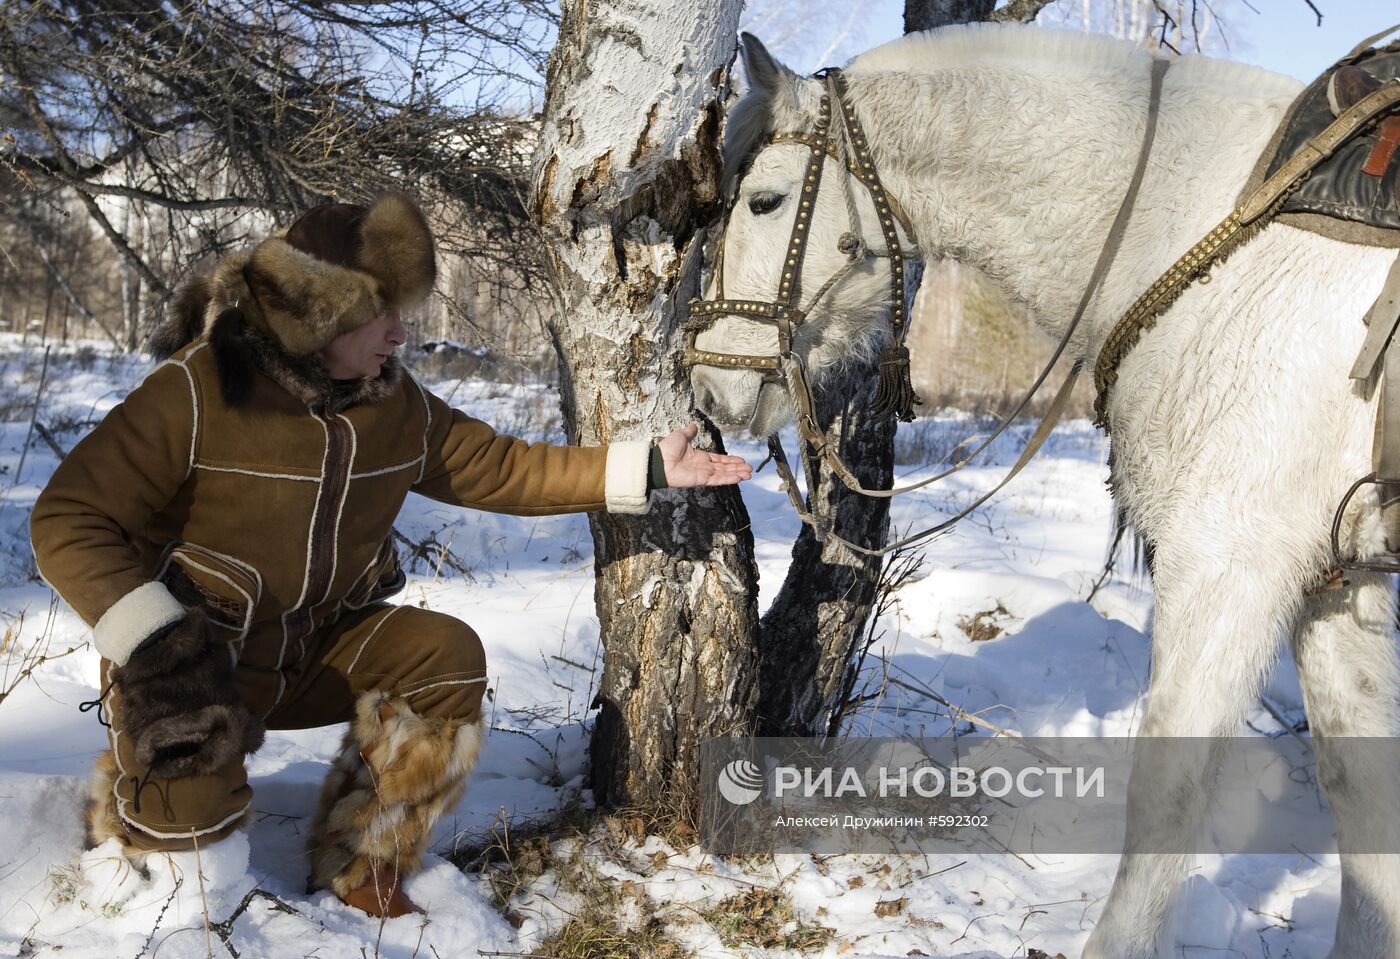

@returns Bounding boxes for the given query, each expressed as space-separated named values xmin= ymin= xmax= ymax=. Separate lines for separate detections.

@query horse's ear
xmin=724 ymin=33 xmax=804 ymax=195
xmin=740 ymin=33 xmax=799 ymax=109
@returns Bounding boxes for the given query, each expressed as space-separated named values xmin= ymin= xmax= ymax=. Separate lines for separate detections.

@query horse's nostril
xmin=692 ymin=379 xmax=713 ymax=413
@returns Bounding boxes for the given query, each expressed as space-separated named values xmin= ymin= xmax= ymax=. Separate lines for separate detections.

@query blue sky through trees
xmin=748 ymin=0 xmax=1397 ymax=80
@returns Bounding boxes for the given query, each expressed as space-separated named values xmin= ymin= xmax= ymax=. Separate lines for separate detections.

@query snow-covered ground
xmin=0 ymin=335 xmax=1339 ymax=957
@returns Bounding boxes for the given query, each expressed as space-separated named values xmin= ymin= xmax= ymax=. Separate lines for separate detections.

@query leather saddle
xmin=1257 ymin=40 xmax=1400 ymax=237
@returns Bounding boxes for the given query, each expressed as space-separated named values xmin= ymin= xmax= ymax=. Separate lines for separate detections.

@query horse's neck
xmin=849 ymin=53 xmax=1301 ymax=353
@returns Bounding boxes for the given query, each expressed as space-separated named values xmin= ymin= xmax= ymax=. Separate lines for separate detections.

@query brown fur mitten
xmin=110 ymin=607 xmax=265 ymax=779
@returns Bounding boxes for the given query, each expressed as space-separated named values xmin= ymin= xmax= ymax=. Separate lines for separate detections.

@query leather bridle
xmin=683 ymin=68 xmax=918 ymax=410
xmin=686 ymin=60 xmax=1170 ymax=557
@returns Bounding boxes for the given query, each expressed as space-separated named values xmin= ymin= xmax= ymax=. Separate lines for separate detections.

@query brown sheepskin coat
xmin=30 ymin=339 xmax=650 ymax=684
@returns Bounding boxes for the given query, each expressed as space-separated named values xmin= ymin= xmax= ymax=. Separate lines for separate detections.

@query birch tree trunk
xmin=755 ymin=389 xmax=893 ymax=737
xmin=532 ymin=0 xmax=758 ymax=811
xmin=905 ymin=0 xmax=1054 ymax=33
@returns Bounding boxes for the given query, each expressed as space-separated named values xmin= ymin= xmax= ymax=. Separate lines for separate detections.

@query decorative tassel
xmin=871 ymin=344 xmax=921 ymax=422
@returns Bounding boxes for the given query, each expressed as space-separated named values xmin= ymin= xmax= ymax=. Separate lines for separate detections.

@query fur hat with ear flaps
xmin=150 ymin=192 xmax=436 ymax=409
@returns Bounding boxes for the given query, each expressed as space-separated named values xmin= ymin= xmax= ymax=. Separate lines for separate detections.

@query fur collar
xmin=242 ymin=326 xmax=403 ymax=413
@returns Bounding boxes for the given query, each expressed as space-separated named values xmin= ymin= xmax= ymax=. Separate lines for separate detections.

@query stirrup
xmin=1329 ymin=473 xmax=1400 ymax=574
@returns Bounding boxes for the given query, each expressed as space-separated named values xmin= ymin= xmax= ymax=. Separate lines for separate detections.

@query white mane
xmin=847 ymin=22 xmax=1301 ymax=102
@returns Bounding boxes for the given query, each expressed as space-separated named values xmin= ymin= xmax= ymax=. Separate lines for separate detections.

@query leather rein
xmin=685 ymin=61 xmax=1170 ymax=557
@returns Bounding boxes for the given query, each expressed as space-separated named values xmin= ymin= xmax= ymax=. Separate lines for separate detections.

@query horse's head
xmin=689 ymin=35 xmax=917 ymax=437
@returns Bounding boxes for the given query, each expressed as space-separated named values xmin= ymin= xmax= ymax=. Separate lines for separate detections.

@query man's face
xmin=320 ymin=307 xmax=407 ymax=379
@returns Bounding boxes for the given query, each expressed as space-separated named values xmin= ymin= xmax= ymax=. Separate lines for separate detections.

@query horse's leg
xmin=1070 ymin=222 xmax=1400 ymax=956
xmin=1291 ymin=570 xmax=1400 ymax=958
xmin=1083 ymin=545 xmax=1299 ymax=959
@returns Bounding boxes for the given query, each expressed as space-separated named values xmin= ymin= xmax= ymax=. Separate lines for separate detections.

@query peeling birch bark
xmin=531 ymin=0 xmax=758 ymax=810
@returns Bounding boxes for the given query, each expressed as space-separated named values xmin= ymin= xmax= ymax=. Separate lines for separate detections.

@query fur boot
xmin=83 ymin=748 xmax=254 ymax=856
xmin=307 ymin=692 xmax=486 ymax=908
xmin=85 ymin=749 xmax=132 ymax=851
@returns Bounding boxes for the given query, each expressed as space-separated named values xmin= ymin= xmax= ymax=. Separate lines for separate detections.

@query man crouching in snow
xmin=29 ymin=192 xmax=751 ymax=919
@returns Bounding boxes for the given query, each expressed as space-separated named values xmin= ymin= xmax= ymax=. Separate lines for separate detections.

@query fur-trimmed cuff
xmin=604 ymin=441 xmax=651 ymax=514
xmin=93 ymin=582 xmax=186 ymax=666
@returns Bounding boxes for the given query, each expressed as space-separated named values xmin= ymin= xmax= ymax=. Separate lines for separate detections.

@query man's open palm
xmin=659 ymin=424 xmax=752 ymax=488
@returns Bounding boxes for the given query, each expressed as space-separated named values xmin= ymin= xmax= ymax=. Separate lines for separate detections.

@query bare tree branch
xmin=20 ymin=216 xmax=122 ymax=348
xmin=989 ymin=0 xmax=1056 ymax=24
xmin=0 ymin=0 xmax=557 ymax=347
xmin=2 ymin=45 xmax=172 ymax=297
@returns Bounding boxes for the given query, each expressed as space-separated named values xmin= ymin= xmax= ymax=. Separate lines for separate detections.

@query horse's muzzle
xmin=690 ymin=366 xmax=769 ymax=431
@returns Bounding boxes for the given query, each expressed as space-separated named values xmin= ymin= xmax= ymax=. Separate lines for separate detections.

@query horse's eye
xmin=747 ymin=191 xmax=785 ymax=216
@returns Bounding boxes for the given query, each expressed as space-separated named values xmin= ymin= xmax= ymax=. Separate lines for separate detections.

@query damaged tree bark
xmin=531 ymin=0 xmax=758 ymax=811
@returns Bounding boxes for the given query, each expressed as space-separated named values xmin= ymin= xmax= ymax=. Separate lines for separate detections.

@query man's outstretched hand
xmin=659 ymin=424 xmax=752 ymax=488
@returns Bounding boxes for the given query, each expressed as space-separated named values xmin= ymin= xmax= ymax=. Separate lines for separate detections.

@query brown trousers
xmin=98 ymin=604 xmax=487 ymax=851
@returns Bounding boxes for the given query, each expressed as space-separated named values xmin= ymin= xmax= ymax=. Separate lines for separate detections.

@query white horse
xmin=690 ymin=24 xmax=1400 ymax=959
